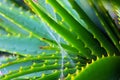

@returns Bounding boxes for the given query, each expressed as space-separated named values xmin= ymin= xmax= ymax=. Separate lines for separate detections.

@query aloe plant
xmin=0 ymin=0 xmax=120 ymax=80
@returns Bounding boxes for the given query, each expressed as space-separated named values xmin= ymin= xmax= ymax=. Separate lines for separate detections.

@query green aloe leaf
xmin=0 ymin=0 xmax=54 ymax=40
xmin=0 ymin=53 xmax=80 ymax=80
xmin=0 ymin=0 xmax=120 ymax=80
xmin=0 ymin=15 xmax=29 ymax=35
xmin=0 ymin=0 xmax=75 ymax=54
xmin=75 ymin=56 xmax=120 ymax=80
xmin=0 ymin=35 xmax=53 ymax=55
xmin=89 ymin=0 xmax=120 ymax=52
xmin=0 ymin=27 xmax=8 ymax=35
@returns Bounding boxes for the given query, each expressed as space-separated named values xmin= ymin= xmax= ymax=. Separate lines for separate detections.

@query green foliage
xmin=0 ymin=0 xmax=120 ymax=80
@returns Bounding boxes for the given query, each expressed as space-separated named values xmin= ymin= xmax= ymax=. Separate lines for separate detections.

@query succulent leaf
xmin=0 ymin=0 xmax=120 ymax=80
xmin=75 ymin=56 xmax=120 ymax=80
xmin=0 ymin=35 xmax=52 ymax=55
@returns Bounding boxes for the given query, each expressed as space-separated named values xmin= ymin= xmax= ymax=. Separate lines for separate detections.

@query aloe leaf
xmin=0 ymin=52 xmax=83 ymax=71
xmin=9 ymin=0 xmax=29 ymax=10
xmin=0 ymin=54 xmax=61 ymax=69
xmin=0 ymin=54 xmax=16 ymax=70
xmin=35 ymin=0 xmax=57 ymax=20
xmin=0 ymin=61 xmax=33 ymax=76
xmin=0 ymin=0 xmax=120 ymax=79
xmin=0 ymin=54 xmax=60 ymax=79
xmin=0 ymin=1 xmax=53 ymax=40
xmin=0 ymin=51 xmax=83 ymax=80
xmin=42 ymin=38 xmax=79 ymax=54
xmin=0 ymin=27 xmax=8 ymax=35
xmin=0 ymin=0 xmax=71 ymax=52
xmin=46 ymin=0 xmax=109 ymax=57
xmin=38 ymin=69 xmax=76 ymax=80
xmin=89 ymin=0 xmax=120 ymax=52
xmin=24 ymin=0 xmax=96 ymax=59
xmin=27 ymin=0 xmax=81 ymax=55
xmin=101 ymin=1 xmax=120 ymax=38
xmin=0 ymin=0 xmax=94 ymax=59
xmin=0 ymin=35 xmax=54 ymax=55
xmin=56 ymin=0 xmax=85 ymax=26
xmin=68 ymin=0 xmax=120 ymax=56
xmin=107 ymin=0 xmax=120 ymax=8
xmin=0 ymin=60 xmax=77 ymax=80
xmin=75 ymin=56 xmax=120 ymax=80
xmin=0 ymin=15 xmax=29 ymax=35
